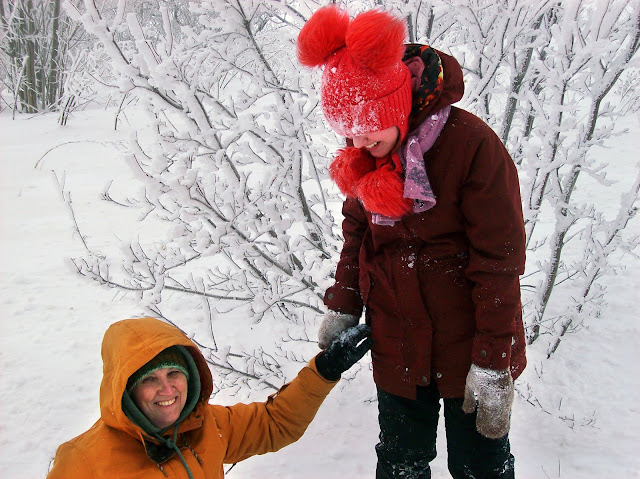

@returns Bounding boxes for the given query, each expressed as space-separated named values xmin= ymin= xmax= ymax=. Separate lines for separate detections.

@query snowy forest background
xmin=1 ymin=0 xmax=639 ymax=478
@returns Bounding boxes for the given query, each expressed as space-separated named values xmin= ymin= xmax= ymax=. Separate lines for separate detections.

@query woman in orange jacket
xmin=47 ymin=316 xmax=371 ymax=478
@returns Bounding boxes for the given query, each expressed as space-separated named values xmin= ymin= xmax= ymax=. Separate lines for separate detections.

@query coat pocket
xmin=361 ymin=271 xmax=403 ymax=339
xmin=421 ymin=253 xmax=475 ymax=335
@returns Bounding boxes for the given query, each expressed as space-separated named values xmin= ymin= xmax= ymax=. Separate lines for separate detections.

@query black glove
xmin=315 ymin=324 xmax=372 ymax=381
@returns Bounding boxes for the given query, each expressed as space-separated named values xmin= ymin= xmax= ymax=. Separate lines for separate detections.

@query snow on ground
xmin=0 ymin=107 xmax=638 ymax=478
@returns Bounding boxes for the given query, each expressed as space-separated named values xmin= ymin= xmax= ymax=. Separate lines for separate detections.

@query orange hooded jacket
xmin=47 ymin=317 xmax=337 ymax=478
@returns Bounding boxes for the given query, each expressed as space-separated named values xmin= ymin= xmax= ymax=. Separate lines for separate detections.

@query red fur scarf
xmin=329 ymin=147 xmax=413 ymax=218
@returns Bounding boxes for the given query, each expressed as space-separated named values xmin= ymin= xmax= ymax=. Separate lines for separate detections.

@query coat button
xmin=436 ymin=372 xmax=442 ymax=379
xmin=420 ymin=376 xmax=429 ymax=384
xmin=501 ymin=352 xmax=507 ymax=358
xmin=328 ymin=293 xmax=334 ymax=300
xmin=480 ymin=350 xmax=487 ymax=358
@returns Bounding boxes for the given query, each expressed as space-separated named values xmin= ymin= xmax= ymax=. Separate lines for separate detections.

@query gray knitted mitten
xmin=318 ymin=310 xmax=360 ymax=349
xmin=462 ymin=364 xmax=514 ymax=439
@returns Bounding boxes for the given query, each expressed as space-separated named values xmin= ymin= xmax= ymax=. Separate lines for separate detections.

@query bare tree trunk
xmin=406 ymin=12 xmax=414 ymax=42
xmin=500 ymin=13 xmax=545 ymax=144
xmin=2 ymin=0 xmax=79 ymax=113
xmin=424 ymin=4 xmax=434 ymax=39
xmin=13 ymin=0 xmax=38 ymax=112
xmin=23 ymin=0 xmax=37 ymax=112
xmin=46 ymin=0 xmax=62 ymax=108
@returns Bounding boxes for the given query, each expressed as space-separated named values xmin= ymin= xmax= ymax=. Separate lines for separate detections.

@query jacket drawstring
xmin=184 ymin=440 xmax=204 ymax=465
xmin=153 ymin=427 xmax=194 ymax=479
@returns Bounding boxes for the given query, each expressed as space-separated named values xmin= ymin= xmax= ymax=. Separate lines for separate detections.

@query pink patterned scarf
xmin=372 ymin=105 xmax=451 ymax=226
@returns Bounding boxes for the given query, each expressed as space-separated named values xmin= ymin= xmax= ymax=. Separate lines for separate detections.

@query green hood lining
xmin=121 ymin=345 xmax=201 ymax=478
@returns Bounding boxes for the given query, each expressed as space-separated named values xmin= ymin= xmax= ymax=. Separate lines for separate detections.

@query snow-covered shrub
xmin=66 ymin=0 xmax=639 ymax=401
xmin=66 ymin=0 xmax=339 ymax=395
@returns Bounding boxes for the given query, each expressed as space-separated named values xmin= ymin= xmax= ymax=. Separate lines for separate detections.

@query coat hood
xmin=99 ymin=317 xmax=213 ymax=439
xmin=404 ymin=44 xmax=464 ymax=131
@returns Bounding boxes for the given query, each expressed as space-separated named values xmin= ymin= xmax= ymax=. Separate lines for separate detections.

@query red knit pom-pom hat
xmin=297 ymin=6 xmax=413 ymax=140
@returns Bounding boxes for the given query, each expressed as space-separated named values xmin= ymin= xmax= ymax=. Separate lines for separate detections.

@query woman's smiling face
xmin=351 ymin=126 xmax=400 ymax=158
xmin=131 ymin=367 xmax=188 ymax=429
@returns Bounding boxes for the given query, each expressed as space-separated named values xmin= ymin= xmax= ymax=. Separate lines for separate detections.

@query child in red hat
xmin=298 ymin=6 xmax=527 ymax=479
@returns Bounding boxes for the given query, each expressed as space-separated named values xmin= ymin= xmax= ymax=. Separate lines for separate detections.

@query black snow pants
xmin=375 ymin=381 xmax=515 ymax=479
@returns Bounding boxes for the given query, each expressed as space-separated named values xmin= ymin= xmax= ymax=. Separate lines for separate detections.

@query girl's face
xmin=131 ymin=367 xmax=188 ymax=429
xmin=351 ymin=126 xmax=400 ymax=158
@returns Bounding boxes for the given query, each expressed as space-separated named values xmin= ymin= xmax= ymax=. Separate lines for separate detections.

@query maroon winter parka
xmin=324 ymin=46 xmax=527 ymax=400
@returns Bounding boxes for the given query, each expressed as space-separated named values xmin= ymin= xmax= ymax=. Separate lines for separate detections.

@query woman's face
xmin=351 ymin=126 xmax=400 ymax=158
xmin=131 ymin=367 xmax=188 ymax=429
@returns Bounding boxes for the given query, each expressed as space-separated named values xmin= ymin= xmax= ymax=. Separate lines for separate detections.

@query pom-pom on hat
xmin=297 ymin=6 xmax=412 ymax=140
xmin=127 ymin=346 xmax=190 ymax=392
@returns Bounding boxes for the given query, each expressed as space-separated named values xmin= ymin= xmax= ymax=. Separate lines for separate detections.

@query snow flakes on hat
xmin=297 ymin=6 xmax=413 ymax=140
